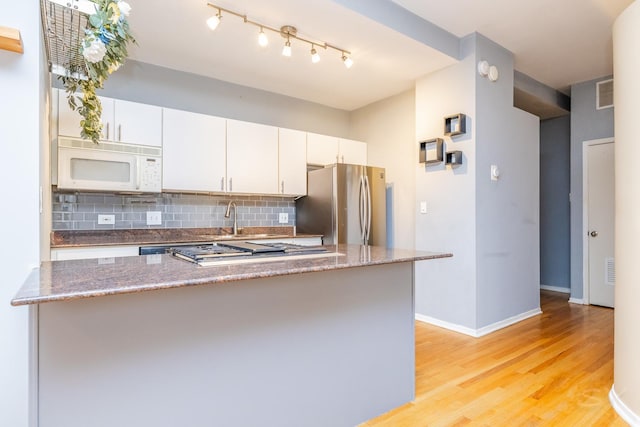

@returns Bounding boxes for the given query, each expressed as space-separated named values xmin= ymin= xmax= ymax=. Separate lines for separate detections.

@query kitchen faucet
xmin=225 ymin=201 xmax=238 ymax=235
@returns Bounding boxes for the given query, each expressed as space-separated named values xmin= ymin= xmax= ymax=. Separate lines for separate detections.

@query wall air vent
xmin=596 ymin=79 xmax=614 ymax=110
xmin=606 ymin=257 xmax=615 ymax=286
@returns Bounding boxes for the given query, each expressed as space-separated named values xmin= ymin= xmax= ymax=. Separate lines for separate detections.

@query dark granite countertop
xmin=12 ymin=245 xmax=452 ymax=306
xmin=51 ymin=227 xmax=322 ymax=248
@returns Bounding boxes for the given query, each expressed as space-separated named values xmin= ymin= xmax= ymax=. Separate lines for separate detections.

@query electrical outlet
xmin=146 ymin=211 xmax=162 ymax=225
xmin=279 ymin=212 xmax=289 ymax=224
xmin=98 ymin=214 xmax=115 ymax=225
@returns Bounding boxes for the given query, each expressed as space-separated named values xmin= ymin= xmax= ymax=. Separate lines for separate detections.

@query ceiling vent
xmin=596 ymin=79 xmax=614 ymax=110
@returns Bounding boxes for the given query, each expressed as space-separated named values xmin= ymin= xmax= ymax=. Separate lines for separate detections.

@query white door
xmin=587 ymin=142 xmax=615 ymax=307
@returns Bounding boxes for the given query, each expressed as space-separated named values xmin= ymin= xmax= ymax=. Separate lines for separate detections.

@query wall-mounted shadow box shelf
xmin=446 ymin=151 xmax=463 ymax=165
xmin=419 ymin=138 xmax=443 ymax=165
xmin=444 ymin=113 xmax=466 ymax=137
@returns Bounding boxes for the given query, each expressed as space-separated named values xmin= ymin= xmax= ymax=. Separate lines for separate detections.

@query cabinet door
xmin=306 ymin=132 xmax=339 ymax=166
xmin=226 ymin=120 xmax=278 ymax=194
xmin=51 ymin=246 xmax=139 ymax=261
xmin=58 ymin=90 xmax=115 ymax=140
xmin=162 ymin=108 xmax=226 ymax=192
xmin=338 ymin=138 xmax=367 ymax=165
xmin=114 ymin=99 xmax=162 ymax=147
xmin=278 ymin=128 xmax=307 ymax=195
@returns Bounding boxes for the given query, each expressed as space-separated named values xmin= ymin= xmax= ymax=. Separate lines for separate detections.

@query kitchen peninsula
xmin=13 ymin=245 xmax=450 ymax=427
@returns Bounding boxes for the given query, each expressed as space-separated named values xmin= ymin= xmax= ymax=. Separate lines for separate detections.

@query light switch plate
xmin=279 ymin=212 xmax=289 ymax=224
xmin=98 ymin=214 xmax=115 ymax=225
xmin=420 ymin=201 xmax=427 ymax=214
xmin=146 ymin=211 xmax=162 ymax=225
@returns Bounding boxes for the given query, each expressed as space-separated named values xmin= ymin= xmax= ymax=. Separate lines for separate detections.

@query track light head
xmin=282 ymin=38 xmax=292 ymax=57
xmin=206 ymin=9 xmax=221 ymax=30
xmin=311 ymin=46 xmax=320 ymax=63
xmin=342 ymin=54 xmax=353 ymax=69
xmin=258 ymin=28 xmax=268 ymax=47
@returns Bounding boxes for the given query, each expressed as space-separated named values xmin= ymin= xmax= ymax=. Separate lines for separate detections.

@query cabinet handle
xmin=118 ymin=124 xmax=122 ymax=141
xmin=229 ymin=178 xmax=233 ymax=192
xmin=281 ymin=180 xmax=285 ymax=194
xmin=221 ymin=177 xmax=225 ymax=191
xmin=105 ymin=123 xmax=109 ymax=139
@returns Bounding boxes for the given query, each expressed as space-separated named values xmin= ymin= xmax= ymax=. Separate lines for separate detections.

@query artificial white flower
xmin=82 ymin=38 xmax=107 ymax=63
xmin=117 ymin=1 xmax=131 ymax=17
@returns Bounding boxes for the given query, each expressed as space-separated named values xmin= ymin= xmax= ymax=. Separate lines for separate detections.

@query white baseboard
xmin=568 ymin=298 xmax=585 ymax=305
xmin=415 ymin=308 xmax=542 ymax=338
xmin=610 ymin=385 xmax=640 ymax=426
xmin=415 ymin=314 xmax=477 ymax=336
xmin=540 ymin=285 xmax=570 ymax=294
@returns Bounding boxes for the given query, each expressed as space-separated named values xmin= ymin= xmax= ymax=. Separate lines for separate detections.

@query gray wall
xmin=570 ymin=77 xmax=614 ymax=300
xmin=350 ymin=89 xmax=416 ymax=250
xmin=414 ymin=33 xmax=540 ymax=333
xmin=540 ymin=116 xmax=570 ymax=290
xmin=474 ymin=34 xmax=540 ymax=328
xmin=53 ymin=60 xmax=351 ymax=138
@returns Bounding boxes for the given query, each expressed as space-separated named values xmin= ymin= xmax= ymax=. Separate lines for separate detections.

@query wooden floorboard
xmin=362 ymin=290 xmax=627 ymax=426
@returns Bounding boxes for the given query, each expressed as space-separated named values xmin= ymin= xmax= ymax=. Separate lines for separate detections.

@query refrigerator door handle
xmin=364 ymin=174 xmax=372 ymax=244
xmin=359 ymin=174 xmax=366 ymax=244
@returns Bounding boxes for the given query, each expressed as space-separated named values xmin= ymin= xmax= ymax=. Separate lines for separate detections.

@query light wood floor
xmin=362 ymin=290 xmax=627 ymax=426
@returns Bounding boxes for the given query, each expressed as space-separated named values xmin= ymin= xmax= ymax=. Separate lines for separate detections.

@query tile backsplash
xmin=52 ymin=191 xmax=296 ymax=231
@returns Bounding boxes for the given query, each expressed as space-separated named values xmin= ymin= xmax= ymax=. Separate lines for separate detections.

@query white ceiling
xmin=391 ymin=0 xmax=632 ymax=92
xmin=126 ymin=0 xmax=456 ymax=111
xmin=126 ymin=0 xmax=633 ymax=110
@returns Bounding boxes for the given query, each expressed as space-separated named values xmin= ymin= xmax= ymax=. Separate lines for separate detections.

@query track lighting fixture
xmin=258 ymin=27 xmax=268 ymax=47
xmin=206 ymin=2 xmax=352 ymax=68
xmin=342 ymin=53 xmax=353 ymax=69
xmin=282 ymin=38 xmax=292 ymax=57
xmin=311 ymin=45 xmax=320 ymax=63
xmin=206 ymin=8 xmax=221 ymax=31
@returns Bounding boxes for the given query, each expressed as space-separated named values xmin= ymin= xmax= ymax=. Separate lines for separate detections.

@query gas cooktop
xmin=170 ymin=241 xmax=330 ymax=266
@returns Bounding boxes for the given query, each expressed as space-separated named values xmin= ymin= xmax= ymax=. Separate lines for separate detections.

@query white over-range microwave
xmin=57 ymin=137 xmax=162 ymax=193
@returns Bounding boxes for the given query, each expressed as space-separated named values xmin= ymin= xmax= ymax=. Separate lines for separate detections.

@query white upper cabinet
xmin=162 ymin=108 xmax=226 ymax=192
xmin=113 ymin=99 xmax=162 ymax=147
xmin=306 ymin=132 xmax=339 ymax=166
xmin=307 ymin=132 xmax=367 ymax=166
xmin=58 ymin=90 xmax=115 ymax=140
xmin=338 ymin=138 xmax=367 ymax=165
xmin=278 ymin=128 xmax=307 ymax=196
xmin=226 ymin=119 xmax=279 ymax=194
xmin=57 ymin=90 xmax=162 ymax=147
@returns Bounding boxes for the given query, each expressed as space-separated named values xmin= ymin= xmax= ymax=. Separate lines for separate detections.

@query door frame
xmin=581 ymin=137 xmax=614 ymax=305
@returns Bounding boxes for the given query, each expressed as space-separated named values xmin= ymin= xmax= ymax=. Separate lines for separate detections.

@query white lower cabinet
xmin=226 ymin=119 xmax=279 ymax=194
xmin=162 ymin=108 xmax=226 ymax=192
xmin=51 ymin=246 xmax=139 ymax=261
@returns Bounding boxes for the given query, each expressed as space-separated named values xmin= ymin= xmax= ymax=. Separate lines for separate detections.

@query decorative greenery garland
xmin=60 ymin=0 xmax=135 ymax=144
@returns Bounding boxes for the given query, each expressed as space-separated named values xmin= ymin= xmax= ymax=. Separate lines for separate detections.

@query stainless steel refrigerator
xmin=295 ymin=164 xmax=386 ymax=246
